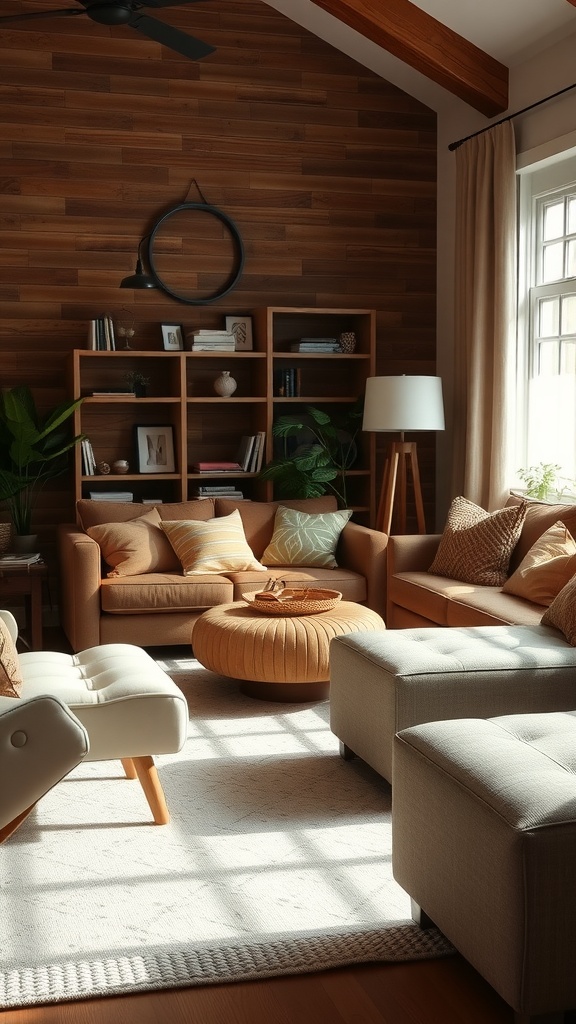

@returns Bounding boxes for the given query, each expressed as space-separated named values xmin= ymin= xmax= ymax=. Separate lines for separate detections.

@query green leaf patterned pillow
xmin=261 ymin=506 xmax=353 ymax=569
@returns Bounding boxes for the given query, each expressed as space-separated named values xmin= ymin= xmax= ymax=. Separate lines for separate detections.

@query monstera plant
xmin=0 ymin=385 xmax=84 ymax=538
xmin=259 ymin=400 xmax=363 ymax=508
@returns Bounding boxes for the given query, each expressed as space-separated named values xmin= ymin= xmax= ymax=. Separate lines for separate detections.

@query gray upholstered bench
xmin=392 ymin=712 xmax=576 ymax=1024
xmin=329 ymin=624 xmax=576 ymax=782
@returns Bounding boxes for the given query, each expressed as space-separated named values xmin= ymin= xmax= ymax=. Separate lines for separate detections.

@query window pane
xmin=561 ymin=295 xmax=576 ymax=336
xmin=539 ymin=297 xmax=559 ymax=337
xmin=569 ymin=196 xmax=576 ymax=235
xmin=543 ymin=200 xmax=564 ymax=241
xmin=538 ymin=340 xmax=559 ymax=375
xmin=561 ymin=341 xmax=576 ymax=373
xmin=568 ymin=238 xmax=576 ymax=278
xmin=543 ymin=241 xmax=565 ymax=282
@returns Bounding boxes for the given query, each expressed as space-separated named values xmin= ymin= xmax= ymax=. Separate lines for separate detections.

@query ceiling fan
xmin=0 ymin=0 xmax=215 ymax=60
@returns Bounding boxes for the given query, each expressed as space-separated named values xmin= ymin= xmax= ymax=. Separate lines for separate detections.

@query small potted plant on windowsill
xmin=0 ymin=385 xmax=84 ymax=549
xmin=514 ymin=462 xmax=575 ymax=504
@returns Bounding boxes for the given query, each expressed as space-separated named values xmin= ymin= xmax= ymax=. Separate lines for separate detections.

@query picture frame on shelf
xmin=135 ymin=425 xmax=176 ymax=474
xmin=161 ymin=324 xmax=184 ymax=351
xmin=225 ymin=315 xmax=253 ymax=351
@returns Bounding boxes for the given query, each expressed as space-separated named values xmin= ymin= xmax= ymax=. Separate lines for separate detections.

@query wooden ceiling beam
xmin=309 ymin=0 xmax=509 ymax=116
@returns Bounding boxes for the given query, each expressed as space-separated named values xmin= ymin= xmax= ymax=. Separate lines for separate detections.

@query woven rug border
xmin=0 ymin=924 xmax=454 ymax=1008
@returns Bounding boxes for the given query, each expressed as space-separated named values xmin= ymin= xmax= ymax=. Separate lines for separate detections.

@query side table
xmin=0 ymin=561 xmax=48 ymax=650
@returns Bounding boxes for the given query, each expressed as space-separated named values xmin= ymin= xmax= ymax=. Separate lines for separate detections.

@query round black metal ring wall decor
xmin=147 ymin=201 xmax=245 ymax=305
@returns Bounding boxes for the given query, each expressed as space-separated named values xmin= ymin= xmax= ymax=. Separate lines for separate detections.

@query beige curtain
xmin=452 ymin=121 xmax=517 ymax=510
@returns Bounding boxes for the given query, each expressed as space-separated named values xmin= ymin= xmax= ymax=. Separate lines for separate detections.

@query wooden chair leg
xmin=121 ymin=757 xmax=137 ymax=780
xmin=132 ymin=755 xmax=170 ymax=825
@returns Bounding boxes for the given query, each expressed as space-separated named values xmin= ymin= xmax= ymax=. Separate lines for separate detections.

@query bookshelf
xmin=69 ymin=307 xmax=376 ymax=524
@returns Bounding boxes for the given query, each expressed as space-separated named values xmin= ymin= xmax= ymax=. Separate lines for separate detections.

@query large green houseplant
xmin=0 ymin=386 xmax=84 ymax=538
xmin=259 ymin=401 xmax=363 ymax=507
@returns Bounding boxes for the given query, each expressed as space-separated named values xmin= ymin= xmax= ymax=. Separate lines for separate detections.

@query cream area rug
xmin=1 ymin=653 xmax=453 ymax=1008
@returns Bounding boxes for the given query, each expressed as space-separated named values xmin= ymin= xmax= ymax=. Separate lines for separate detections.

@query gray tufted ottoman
xmin=392 ymin=712 xmax=576 ymax=1023
xmin=329 ymin=623 xmax=576 ymax=783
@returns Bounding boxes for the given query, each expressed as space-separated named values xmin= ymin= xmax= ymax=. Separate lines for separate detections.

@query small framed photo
xmin=225 ymin=315 xmax=253 ymax=351
xmin=161 ymin=324 xmax=184 ymax=351
xmin=135 ymin=425 xmax=176 ymax=474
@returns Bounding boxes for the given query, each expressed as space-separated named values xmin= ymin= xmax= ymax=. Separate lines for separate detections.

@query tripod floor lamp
xmin=363 ymin=376 xmax=445 ymax=535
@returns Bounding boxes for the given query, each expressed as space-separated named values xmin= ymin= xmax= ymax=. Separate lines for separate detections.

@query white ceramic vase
xmin=213 ymin=370 xmax=237 ymax=397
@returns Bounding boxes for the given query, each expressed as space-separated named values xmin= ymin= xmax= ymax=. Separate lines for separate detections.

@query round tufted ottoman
xmin=191 ymin=601 xmax=385 ymax=701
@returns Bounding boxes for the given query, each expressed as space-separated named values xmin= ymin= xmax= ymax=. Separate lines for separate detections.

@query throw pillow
xmin=428 ymin=496 xmax=527 ymax=587
xmin=542 ymin=573 xmax=576 ymax=645
xmin=260 ymin=506 xmax=353 ymax=569
xmin=87 ymin=507 xmax=180 ymax=577
xmin=160 ymin=508 xmax=267 ymax=575
xmin=502 ymin=521 xmax=576 ymax=605
xmin=0 ymin=618 xmax=22 ymax=698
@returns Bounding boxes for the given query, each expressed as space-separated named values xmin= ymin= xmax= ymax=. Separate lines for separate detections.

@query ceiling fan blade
xmin=128 ymin=12 xmax=214 ymax=59
xmin=0 ymin=8 xmax=85 ymax=23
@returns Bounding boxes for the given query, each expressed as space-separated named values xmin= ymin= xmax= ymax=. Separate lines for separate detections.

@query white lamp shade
xmin=362 ymin=375 xmax=445 ymax=432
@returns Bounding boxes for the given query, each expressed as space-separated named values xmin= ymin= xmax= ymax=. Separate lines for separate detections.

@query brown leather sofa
xmin=58 ymin=495 xmax=388 ymax=653
xmin=386 ymin=496 xmax=576 ymax=629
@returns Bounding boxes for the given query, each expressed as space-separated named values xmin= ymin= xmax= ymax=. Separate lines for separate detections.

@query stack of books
xmin=89 ymin=491 xmax=133 ymax=502
xmin=236 ymin=431 xmax=266 ymax=473
xmin=0 ymin=552 xmax=42 ymax=567
xmin=290 ymin=338 xmax=340 ymax=352
xmin=188 ymin=330 xmax=236 ymax=351
xmin=195 ymin=484 xmax=245 ymax=499
xmin=276 ymin=368 xmax=301 ymax=397
xmin=87 ymin=315 xmax=116 ymax=351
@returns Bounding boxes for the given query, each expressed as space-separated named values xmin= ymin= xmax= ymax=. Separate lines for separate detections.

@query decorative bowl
xmin=243 ymin=588 xmax=342 ymax=616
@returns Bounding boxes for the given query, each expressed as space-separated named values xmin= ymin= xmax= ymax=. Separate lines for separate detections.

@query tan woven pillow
xmin=261 ymin=506 xmax=352 ymax=569
xmin=87 ymin=507 xmax=180 ymax=578
xmin=542 ymin=574 xmax=576 ymax=644
xmin=161 ymin=508 xmax=267 ymax=575
xmin=429 ymin=496 xmax=527 ymax=586
xmin=502 ymin=521 xmax=576 ymax=606
xmin=0 ymin=618 xmax=22 ymax=698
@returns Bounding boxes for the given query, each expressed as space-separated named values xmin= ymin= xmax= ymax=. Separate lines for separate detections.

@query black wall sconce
xmin=120 ymin=236 xmax=157 ymax=290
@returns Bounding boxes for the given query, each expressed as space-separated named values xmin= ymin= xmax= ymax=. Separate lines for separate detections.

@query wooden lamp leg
xmin=376 ymin=440 xmax=426 ymax=535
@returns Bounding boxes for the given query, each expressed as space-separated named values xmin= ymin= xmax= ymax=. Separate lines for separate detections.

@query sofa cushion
xmin=260 ymin=506 xmax=353 ymax=569
xmin=77 ymin=497 xmax=215 ymax=530
xmin=87 ymin=507 xmax=180 ymax=577
xmin=541 ymin=573 xmax=576 ymax=645
xmin=507 ymin=497 xmax=576 ymax=571
xmin=0 ymin=618 xmax=22 ymax=698
xmin=100 ymin=573 xmax=234 ymax=613
xmin=429 ymin=496 xmax=527 ymax=586
xmin=161 ymin=509 xmax=267 ymax=575
xmin=227 ymin=566 xmax=367 ymax=605
xmin=502 ymin=521 xmax=576 ymax=606
xmin=214 ymin=496 xmax=338 ymax=560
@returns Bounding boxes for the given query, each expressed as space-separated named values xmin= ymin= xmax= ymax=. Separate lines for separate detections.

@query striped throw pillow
xmin=160 ymin=508 xmax=266 ymax=575
xmin=0 ymin=618 xmax=22 ymax=698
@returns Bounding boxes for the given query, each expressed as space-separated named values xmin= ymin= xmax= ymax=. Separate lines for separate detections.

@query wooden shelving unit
xmin=69 ymin=307 xmax=376 ymax=524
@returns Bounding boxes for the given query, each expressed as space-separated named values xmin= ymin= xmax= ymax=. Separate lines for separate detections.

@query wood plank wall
xmin=0 ymin=0 xmax=437 ymax=602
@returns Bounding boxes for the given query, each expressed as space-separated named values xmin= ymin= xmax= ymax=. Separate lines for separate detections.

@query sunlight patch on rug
xmin=0 ymin=657 xmax=453 ymax=1008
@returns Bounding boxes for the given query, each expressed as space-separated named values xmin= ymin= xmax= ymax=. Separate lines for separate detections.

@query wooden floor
xmin=5 ymin=626 xmax=515 ymax=1023
xmin=3 ymin=956 xmax=514 ymax=1024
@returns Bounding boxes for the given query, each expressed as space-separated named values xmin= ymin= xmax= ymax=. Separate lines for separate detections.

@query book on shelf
xmin=290 ymin=341 xmax=340 ymax=352
xmin=0 ymin=552 xmax=42 ymax=566
xmin=87 ymin=314 xmax=116 ymax=351
xmin=89 ymin=492 xmax=133 ymax=501
xmin=196 ymin=484 xmax=239 ymax=493
xmin=91 ymin=390 xmax=136 ymax=398
xmin=249 ymin=430 xmax=266 ymax=473
xmin=276 ymin=368 xmax=301 ymax=397
xmin=236 ymin=434 xmax=257 ymax=472
xmin=195 ymin=490 xmax=245 ymax=499
xmin=141 ymin=498 xmax=163 ymax=504
xmin=81 ymin=438 xmax=96 ymax=476
xmin=188 ymin=330 xmax=236 ymax=351
xmin=192 ymin=461 xmax=243 ymax=473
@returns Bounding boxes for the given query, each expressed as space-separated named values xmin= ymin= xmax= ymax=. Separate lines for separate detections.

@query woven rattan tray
xmin=243 ymin=588 xmax=342 ymax=616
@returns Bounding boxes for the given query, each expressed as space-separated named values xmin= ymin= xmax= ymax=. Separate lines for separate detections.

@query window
xmin=516 ymin=154 xmax=576 ymax=497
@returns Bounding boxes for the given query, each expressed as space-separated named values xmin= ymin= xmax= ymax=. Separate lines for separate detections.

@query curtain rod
xmin=448 ymin=81 xmax=576 ymax=152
